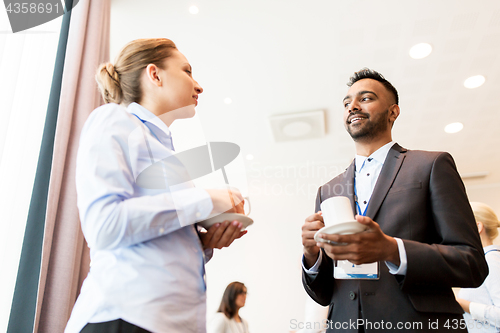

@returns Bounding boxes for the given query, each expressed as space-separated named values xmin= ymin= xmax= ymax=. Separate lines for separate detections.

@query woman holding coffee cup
xmin=456 ymin=202 xmax=500 ymax=332
xmin=65 ymin=38 xmax=247 ymax=333
xmin=208 ymin=282 xmax=250 ymax=333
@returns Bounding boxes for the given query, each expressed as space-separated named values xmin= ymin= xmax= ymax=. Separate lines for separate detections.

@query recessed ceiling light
xmin=224 ymin=97 xmax=232 ymax=104
xmin=444 ymin=122 xmax=463 ymax=134
xmin=269 ymin=110 xmax=325 ymax=142
xmin=189 ymin=5 xmax=199 ymax=14
xmin=282 ymin=121 xmax=313 ymax=137
xmin=246 ymin=154 xmax=254 ymax=161
xmin=409 ymin=43 xmax=432 ymax=59
xmin=464 ymin=75 xmax=485 ymax=89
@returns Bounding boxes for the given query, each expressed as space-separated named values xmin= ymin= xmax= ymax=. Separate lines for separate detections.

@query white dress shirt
xmin=65 ymin=103 xmax=214 ymax=333
xmin=304 ymin=141 xmax=408 ymax=275
xmin=459 ymin=245 xmax=500 ymax=332
xmin=207 ymin=313 xmax=249 ymax=333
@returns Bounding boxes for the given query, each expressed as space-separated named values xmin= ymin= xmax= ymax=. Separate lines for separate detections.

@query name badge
xmin=334 ymin=260 xmax=379 ymax=280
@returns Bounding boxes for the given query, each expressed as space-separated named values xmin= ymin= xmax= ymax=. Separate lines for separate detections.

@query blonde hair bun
xmin=95 ymin=38 xmax=177 ymax=106
xmin=96 ymin=62 xmax=123 ymax=104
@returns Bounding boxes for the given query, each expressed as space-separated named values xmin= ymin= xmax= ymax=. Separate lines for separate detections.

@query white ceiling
xmin=111 ymin=0 xmax=500 ymax=187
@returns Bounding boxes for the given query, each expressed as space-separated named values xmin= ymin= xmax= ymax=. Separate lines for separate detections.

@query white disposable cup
xmin=320 ymin=196 xmax=355 ymax=227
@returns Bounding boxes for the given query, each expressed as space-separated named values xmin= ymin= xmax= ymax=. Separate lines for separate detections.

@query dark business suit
xmin=302 ymin=144 xmax=488 ymax=332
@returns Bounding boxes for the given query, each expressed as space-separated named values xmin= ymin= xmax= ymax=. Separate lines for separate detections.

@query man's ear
xmin=388 ymin=104 xmax=400 ymax=124
xmin=145 ymin=63 xmax=162 ymax=87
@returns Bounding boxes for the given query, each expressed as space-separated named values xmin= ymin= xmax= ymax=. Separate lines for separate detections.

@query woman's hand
xmin=455 ymin=297 xmax=471 ymax=313
xmin=228 ymin=200 xmax=245 ymax=214
xmin=206 ymin=188 xmax=245 ymax=215
xmin=199 ymin=221 xmax=247 ymax=249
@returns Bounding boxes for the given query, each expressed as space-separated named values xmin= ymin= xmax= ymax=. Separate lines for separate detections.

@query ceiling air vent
xmin=269 ymin=110 xmax=325 ymax=142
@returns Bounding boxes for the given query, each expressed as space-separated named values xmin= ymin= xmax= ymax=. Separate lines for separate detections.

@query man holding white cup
xmin=301 ymin=68 xmax=488 ymax=332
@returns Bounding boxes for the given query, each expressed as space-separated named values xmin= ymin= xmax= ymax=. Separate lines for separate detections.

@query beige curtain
xmin=34 ymin=1 xmax=110 ymax=332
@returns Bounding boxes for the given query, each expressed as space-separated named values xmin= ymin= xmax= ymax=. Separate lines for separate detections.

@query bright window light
xmin=0 ymin=14 xmax=63 ymax=332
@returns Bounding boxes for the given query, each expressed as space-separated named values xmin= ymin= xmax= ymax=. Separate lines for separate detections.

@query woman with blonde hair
xmin=64 ymin=38 xmax=247 ymax=333
xmin=457 ymin=202 xmax=500 ymax=332
xmin=208 ymin=282 xmax=249 ymax=333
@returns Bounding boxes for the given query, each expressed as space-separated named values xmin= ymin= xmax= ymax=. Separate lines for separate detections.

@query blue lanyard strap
xmin=354 ymin=158 xmax=370 ymax=216
xmin=485 ymin=249 xmax=500 ymax=255
xmin=353 ymin=176 xmax=369 ymax=216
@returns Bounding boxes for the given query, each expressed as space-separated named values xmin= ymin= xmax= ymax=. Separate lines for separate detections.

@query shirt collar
xmin=127 ymin=102 xmax=172 ymax=138
xmin=484 ymin=244 xmax=500 ymax=253
xmin=355 ymin=141 xmax=396 ymax=172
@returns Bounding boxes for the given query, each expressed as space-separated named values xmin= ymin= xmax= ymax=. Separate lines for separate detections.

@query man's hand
xmin=302 ymin=212 xmax=325 ymax=268
xmin=199 ymin=220 xmax=247 ymax=250
xmin=316 ymin=215 xmax=400 ymax=266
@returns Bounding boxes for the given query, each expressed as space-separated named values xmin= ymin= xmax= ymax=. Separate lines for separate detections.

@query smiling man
xmin=301 ymin=68 xmax=488 ymax=332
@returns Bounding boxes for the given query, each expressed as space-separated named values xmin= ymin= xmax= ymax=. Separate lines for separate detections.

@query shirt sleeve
xmin=76 ymin=106 xmax=213 ymax=251
xmin=302 ymin=252 xmax=323 ymax=275
xmin=385 ymin=237 xmax=408 ymax=275
xmin=469 ymin=253 xmax=500 ymax=328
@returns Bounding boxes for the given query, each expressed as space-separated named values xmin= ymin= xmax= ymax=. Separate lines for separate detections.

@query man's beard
xmin=346 ymin=109 xmax=389 ymax=141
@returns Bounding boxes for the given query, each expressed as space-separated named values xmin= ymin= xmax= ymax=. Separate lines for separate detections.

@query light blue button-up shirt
xmin=65 ymin=103 xmax=213 ymax=333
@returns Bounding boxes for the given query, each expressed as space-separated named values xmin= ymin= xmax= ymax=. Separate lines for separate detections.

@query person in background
xmin=65 ymin=38 xmax=247 ymax=333
xmin=457 ymin=202 xmax=500 ymax=332
xmin=208 ymin=282 xmax=249 ymax=333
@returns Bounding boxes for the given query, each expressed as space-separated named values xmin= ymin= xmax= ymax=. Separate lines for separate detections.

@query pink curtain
xmin=34 ymin=1 xmax=110 ymax=332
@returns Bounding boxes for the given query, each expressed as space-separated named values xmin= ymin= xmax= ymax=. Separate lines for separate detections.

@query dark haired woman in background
xmin=208 ymin=282 xmax=249 ymax=333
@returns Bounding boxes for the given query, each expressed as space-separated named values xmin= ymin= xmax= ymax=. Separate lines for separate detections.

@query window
xmin=0 ymin=10 xmax=62 ymax=331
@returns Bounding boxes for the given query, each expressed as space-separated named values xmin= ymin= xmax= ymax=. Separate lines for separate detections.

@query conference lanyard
xmin=485 ymin=249 xmax=500 ymax=255
xmin=354 ymin=157 xmax=370 ymax=216
xmin=353 ymin=176 xmax=369 ymax=216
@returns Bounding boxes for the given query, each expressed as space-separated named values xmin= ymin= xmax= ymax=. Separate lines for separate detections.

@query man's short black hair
xmin=347 ymin=68 xmax=399 ymax=105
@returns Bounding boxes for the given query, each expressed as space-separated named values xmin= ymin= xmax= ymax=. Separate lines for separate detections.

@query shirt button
xmin=349 ymin=291 xmax=357 ymax=300
xmin=159 ymin=227 xmax=165 ymax=234
xmin=196 ymin=212 xmax=201 ymax=218
xmin=367 ymin=173 xmax=370 ymax=176
xmin=363 ymin=200 xmax=367 ymax=204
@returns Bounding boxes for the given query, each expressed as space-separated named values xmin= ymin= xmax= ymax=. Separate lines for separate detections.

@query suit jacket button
xmin=349 ymin=291 xmax=356 ymax=300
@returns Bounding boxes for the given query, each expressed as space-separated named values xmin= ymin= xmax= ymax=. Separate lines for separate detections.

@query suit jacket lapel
xmin=343 ymin=161 xmax=356 ymax=215
xmin=365 ymin=144 xmax=407 ymax=220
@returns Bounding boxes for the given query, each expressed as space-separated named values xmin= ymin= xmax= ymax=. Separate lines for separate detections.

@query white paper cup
xmin=320 ymin=196 xmax=355 ymax=227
